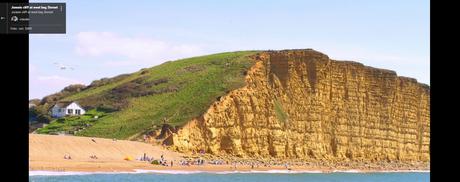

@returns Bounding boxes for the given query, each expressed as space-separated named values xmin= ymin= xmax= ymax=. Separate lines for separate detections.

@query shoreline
xmin=29 ymin=168 xmax=430 ymax=176
xmin=29 ymin=134 xmax=429 ymax=176
xmin=29 ymin=161 xmax=430 ymax=175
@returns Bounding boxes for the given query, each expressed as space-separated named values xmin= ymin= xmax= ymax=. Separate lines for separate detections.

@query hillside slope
xmin=36 ymin=51 xmax=258 ymax=139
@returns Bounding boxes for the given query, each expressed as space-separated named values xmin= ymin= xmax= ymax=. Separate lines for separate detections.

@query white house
xmin=51 ymin=101 xmax=86 ymax=118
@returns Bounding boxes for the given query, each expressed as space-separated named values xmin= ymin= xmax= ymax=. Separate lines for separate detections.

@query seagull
xmin=53 ymin=62 xmax=75 ymax=70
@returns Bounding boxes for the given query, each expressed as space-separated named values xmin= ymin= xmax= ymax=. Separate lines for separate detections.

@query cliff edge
xmin=171 ymin=49 xmax=430 ymax=163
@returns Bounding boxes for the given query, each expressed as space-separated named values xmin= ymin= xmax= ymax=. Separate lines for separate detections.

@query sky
xmin=29 ymin=0 xmax=430 ymax=99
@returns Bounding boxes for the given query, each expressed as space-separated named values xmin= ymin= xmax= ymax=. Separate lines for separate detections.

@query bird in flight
xmin=53 ymin=62 xmax=75 ymax=70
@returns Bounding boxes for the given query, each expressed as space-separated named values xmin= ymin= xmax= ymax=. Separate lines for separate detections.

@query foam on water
xmin=137 ymin=169 xmax=323 ymax=174
xmin=332 ymin=169 xmax=361 ymax=173
xmin=29 ymin=169 xmax=429 ymax=176
xmin=378 ymin=170 xmax=430 ymax=173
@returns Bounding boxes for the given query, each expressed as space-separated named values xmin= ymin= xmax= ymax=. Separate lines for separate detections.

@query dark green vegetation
xmin=36 ymin=109 xmax=107 ymax=135
xmin=29 ymin=85 xmax=87 ymax=124
xmin=35 ymin=51 xmax=258 ymax=139
xmin=151 ymin=160 xmax=160 ymax=165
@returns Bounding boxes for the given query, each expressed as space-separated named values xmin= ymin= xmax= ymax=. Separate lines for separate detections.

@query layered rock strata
xmin=171 ymin=49 xmax=430 ymax=162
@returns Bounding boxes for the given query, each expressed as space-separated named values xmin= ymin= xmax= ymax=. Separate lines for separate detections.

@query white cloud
xmin=75 ymin=32 xmax=204 ymax=65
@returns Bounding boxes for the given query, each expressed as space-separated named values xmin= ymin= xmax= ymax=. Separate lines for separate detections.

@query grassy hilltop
xmin=35 ymin=51 xmax=258 ymax=139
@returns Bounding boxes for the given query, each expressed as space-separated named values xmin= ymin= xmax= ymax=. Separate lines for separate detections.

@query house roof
xmin=54 ymin=101 xmax=77 ymax=108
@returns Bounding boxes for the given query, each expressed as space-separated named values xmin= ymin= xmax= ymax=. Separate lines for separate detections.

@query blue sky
xmin=29 ymin=0 xmax=430 ymax=99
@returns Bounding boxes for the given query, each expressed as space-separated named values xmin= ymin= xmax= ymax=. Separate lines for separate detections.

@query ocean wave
xmin=376 ymin=170 xmax=430 ymax=173
xmin=29 ymin=169 xmax=429 ymax=176
xmin=133 ymin=169 xmax=204 ymax=174
xmin=133 ymin=169 xmax=324 ymax=174
xmin=332 ymin=169 xmax=361 ymax=173
xmin=331 ymin=169 xmax=430 ymax=173
xmin=237 ymin=170 xmax=323 ymax=174
xmin=134 ymin=169 xmax=325 ymax=174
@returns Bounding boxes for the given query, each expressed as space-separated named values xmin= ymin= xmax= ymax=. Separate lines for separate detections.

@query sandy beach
xmin=29 ymin=134 xmax=429 ymax=173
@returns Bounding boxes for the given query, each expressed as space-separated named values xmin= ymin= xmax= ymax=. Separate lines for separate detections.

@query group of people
xmin=135 ymin=153 xmax=174 ymax=167
xmin=158 ymin=160 xmax=172 ymax=166
xmin=178 ymin=158 xmax=205 ymax=166
xmin=209 ymin=160 xmax=225 ymax=165
xmin=225 ymin=160 xmax=293 ymax=170
xmin=90 ymin=155 xmax=98 ymax=159
xmin=158 ymin=154 xmax=173 ymax=166
xmin=138 ymin=153 xmax=154 ymax=162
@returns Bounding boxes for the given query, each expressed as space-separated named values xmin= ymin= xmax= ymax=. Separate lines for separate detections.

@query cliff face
xmin=171 ymin=49 xmax=430 ymax=162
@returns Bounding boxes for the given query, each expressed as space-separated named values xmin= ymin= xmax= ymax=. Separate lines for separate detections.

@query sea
xmin=29 ymin=170 xmax=429 ymax=182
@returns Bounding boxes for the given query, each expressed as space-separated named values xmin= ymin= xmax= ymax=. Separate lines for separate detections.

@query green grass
xmin=53 ymin=51 xmax=260 ymax=139
xmin=274 ymin=99 xmax=288 ymax=124
xmin=63 ymin=74 xmax=139 ymax=102
xmin=36 ymin=109 xmax=108 ymax=135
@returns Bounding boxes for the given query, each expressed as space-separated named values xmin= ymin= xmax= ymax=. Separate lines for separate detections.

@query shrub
xmin=151 ymin=160 xmax=160 ymax=165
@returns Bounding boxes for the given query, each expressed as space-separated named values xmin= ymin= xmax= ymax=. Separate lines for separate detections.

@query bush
xmin=151 ymin=160 xmax=160 ymax=165
xmin=62 ymin=84 xmax=86 ymax=93
xmin=36 ymin=114 xmax=52 ymax=123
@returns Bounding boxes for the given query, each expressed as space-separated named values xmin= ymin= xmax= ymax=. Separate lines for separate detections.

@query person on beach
xmin=171 ymin=161 xmax=173 ymax=167
xmin=64 ymin=154 xmax=71 ymax=160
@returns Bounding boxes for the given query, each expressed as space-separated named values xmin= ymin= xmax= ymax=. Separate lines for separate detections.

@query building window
xmin=67 ymin=109 xmax=73 ymax=114
xmin=75 ymin=109 xmax=81 ymax=115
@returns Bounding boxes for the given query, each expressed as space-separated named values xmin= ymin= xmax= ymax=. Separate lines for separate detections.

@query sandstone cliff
xmin=171 ymin=49 xmax=430 ymax=163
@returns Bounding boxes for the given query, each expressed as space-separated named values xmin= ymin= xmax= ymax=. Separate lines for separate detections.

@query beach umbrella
xmin=124 ymin=156 xmax=133 ymax=161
